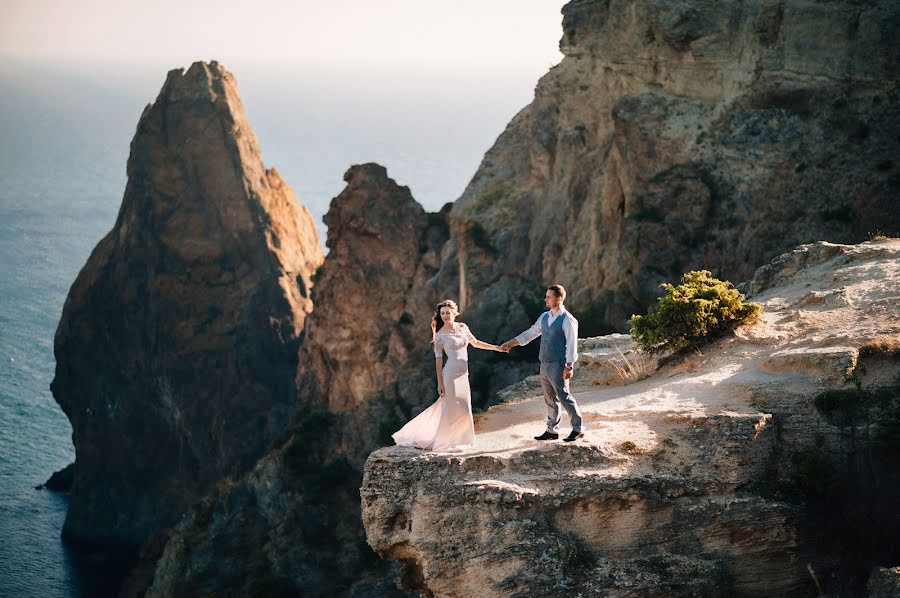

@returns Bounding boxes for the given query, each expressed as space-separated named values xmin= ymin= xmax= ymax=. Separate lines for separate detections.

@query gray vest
xmin=539 ymin=311 xmax=569 ymax=363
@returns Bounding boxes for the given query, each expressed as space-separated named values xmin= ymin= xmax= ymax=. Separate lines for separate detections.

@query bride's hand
xmin=438 ymin=384 xmax=445 ymax=397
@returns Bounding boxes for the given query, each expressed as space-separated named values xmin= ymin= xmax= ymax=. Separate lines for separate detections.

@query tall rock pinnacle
xmin=51 ymin=60 xmax=324 ymax=546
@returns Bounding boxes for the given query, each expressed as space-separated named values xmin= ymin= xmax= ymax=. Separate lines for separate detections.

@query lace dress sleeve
xmin=462 ymin=323 xmax=478 ymax=346
xmin=433 ymin=334 xmax=444 ymax=358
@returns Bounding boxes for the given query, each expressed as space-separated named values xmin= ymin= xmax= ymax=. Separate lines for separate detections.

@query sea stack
xmin=51 ymin=60 xmax=324 ymax=547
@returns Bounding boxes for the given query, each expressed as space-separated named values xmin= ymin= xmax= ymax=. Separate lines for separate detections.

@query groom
xmin=500 ymin=285 xmax=584 ymax=442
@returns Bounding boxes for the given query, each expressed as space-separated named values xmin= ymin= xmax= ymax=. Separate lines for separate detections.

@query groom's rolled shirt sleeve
xmin=514 ymin=316 xmax=543 ymax=346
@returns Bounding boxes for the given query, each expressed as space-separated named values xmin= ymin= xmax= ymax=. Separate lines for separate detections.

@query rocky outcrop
xmin=439 ymin=0 xmax=900 ymax=346
xmin=867 ymin=567 xmax=900 ymax=598
xmin=40 ymin=462 xmax=74 ymax=492
xmin=51 ymin=60 xmax=323 ymax=547
xmin=362 ymin=239 xmax=900 ymax=596
xmin=142 ymin=164 xmax=444 ymax=597
xmin=295 ymin=163 xmax=451 ymax=466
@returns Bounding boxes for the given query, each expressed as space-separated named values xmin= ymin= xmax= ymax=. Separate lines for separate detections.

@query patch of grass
xmin=867 ymin=231 xmax=898 ymax=241
xmin=814 ymin=387 xmax=870 ymax=427
xmin=859 ymin=341 xmax=900 ymax=360
xmin=608 ymin=348 xmax=651 ymax=383
xmin=813 ymin=378 xmax=894 ymax=429
xmin=554 ymin=537 xmax=597 ymax=575
xmin=619 ymin=440 xmax=647 ymax=455
xmin=467 ymin=180 xmax=513 ymax=214
xmin=628 ymin=270 xmax=762 ymax=354
xmin=465 ymin=220 xmax=498 ymax=256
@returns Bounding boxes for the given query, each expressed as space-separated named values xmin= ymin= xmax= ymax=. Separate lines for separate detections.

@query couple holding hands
xmin=392 ymin=285 xmax=584 ymax=452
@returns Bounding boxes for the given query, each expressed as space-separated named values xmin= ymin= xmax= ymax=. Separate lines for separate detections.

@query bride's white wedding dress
xmin=392 ymin=323 xmax=476 ymax=452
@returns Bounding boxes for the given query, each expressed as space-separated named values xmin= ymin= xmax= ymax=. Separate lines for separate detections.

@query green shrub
xmin=628 ymin=270 xmax=762 ymax=353
xmin=554 ymin=537 xmax=597 ymax=575
xmin=789 ymin=448 xmax=840 ymax=497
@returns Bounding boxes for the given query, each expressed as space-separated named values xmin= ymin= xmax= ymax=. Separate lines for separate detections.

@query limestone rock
xmin=362 ymin=239 xmax=900 ymax=596
xmin=438 ymin=0 xmax=900 ymax=351
xmin=295 ymin=163 xmax=450 ymax=466
xmin=142 ymin=164 xmax=440 ymax=597
xmin=50 ymin=60 xmax=323 ymax=547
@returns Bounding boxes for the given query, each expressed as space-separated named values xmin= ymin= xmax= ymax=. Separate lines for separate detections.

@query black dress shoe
xmin=534 ymin=431 xmax=559 ymax=441
xmin=563 ymin=431 xmax=585 ymax=442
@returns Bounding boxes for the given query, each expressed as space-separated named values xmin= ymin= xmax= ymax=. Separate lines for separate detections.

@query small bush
xmin=628 ymin=270 xmax=762 ymax=353
xmin=554 ymin=537 xmax=597 ymax=575
xmin=789 ymin=449 xmax=840 ymax=497
xmin=619 ymin=440 xmax=647 ymax=455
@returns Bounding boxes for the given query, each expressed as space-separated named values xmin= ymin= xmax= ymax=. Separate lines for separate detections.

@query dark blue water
xmin=0 ymin=58 xmax=543 ymax=596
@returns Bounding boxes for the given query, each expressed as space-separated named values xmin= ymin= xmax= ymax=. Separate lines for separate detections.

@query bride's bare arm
xmin=465 ymin=325 xmax=504 ymax=352
xmin=435 ymin=355 xmax=445 ymax=396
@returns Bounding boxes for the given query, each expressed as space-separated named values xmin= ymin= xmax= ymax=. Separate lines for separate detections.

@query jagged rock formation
xmin=50 ymin=60 xmax=323 ymax=547
xmin=295 ymin=163 xmax=451 ymax=466
xmin=71 ymin=0 xmax=900 ymax=591
xmin=440 ymin=0 xmax=900 ymax=344
xmin=362 ymin=239 xmax=900 ymax=597
xmin=142 ymin=164 xmax=445 ymax=597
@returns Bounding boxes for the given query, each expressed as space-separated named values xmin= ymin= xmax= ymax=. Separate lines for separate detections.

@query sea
xmin=0 ymin=58 xmax=549 ymax=597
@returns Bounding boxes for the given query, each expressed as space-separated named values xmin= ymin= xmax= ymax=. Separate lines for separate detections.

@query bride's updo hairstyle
xmin=431 ymin=299 xmax=460 ymax=340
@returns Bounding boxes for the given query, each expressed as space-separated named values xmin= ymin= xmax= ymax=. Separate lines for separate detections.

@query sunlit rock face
xmin=363 ymin=239 xmax=900 ymax=597
xmin=51 ymin=60 xmax=323 ymax=547
xmin=439 ymin=0 xmax=900 ymax=346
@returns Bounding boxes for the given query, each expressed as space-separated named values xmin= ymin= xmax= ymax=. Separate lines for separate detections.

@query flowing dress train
xmin=392 ymin=324 xmax=476 ymax=451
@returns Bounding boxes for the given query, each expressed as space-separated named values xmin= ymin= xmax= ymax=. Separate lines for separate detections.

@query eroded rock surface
xmin=363 ymin=240 xmax=900 ymax=596
xmin=51 ymin=60 xmax=323 ymax=546
xmin=143 ymin=164 xmax=439 ymax=597
xmin=439 ymin=0 xmax=900 ymax=345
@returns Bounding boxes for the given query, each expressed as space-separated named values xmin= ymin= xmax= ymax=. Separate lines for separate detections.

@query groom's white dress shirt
xmin=514 ymin=305 xmax=578 ymax=365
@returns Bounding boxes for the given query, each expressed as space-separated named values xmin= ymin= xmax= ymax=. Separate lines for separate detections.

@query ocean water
xmin=0 ymin=59 xmax=547 ymax=596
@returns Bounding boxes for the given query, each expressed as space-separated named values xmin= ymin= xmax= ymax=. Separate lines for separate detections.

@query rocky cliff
xmin=362 ymin=239 xmax=900 ymax=597
xmin=50 ymin=60 xmax=323 ymax=547
xmin=60 ymin=0 xmax=900 ymax=592
xmin=141 ymin=164 xmax=444 ymax=596
xmin=441 ymin=0 xmax=900 ymax=345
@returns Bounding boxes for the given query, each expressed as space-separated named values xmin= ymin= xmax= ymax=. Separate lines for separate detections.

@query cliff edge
xmin=362 ymin=239 xmax=900 ymax=596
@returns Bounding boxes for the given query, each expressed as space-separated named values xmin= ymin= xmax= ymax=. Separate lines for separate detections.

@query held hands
xmin=563 ymin=367 xmax=574 ymax=381
xmin=498 ymin=341 xmax=514 ymax=352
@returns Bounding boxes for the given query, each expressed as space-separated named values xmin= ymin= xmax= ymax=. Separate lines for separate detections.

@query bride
xmin=392 ymin=299 xmax=506 ymax=452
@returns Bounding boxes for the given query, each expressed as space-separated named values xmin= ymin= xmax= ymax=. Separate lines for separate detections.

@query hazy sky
xmin=1 ymin=0 xmax=568 ymax=72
